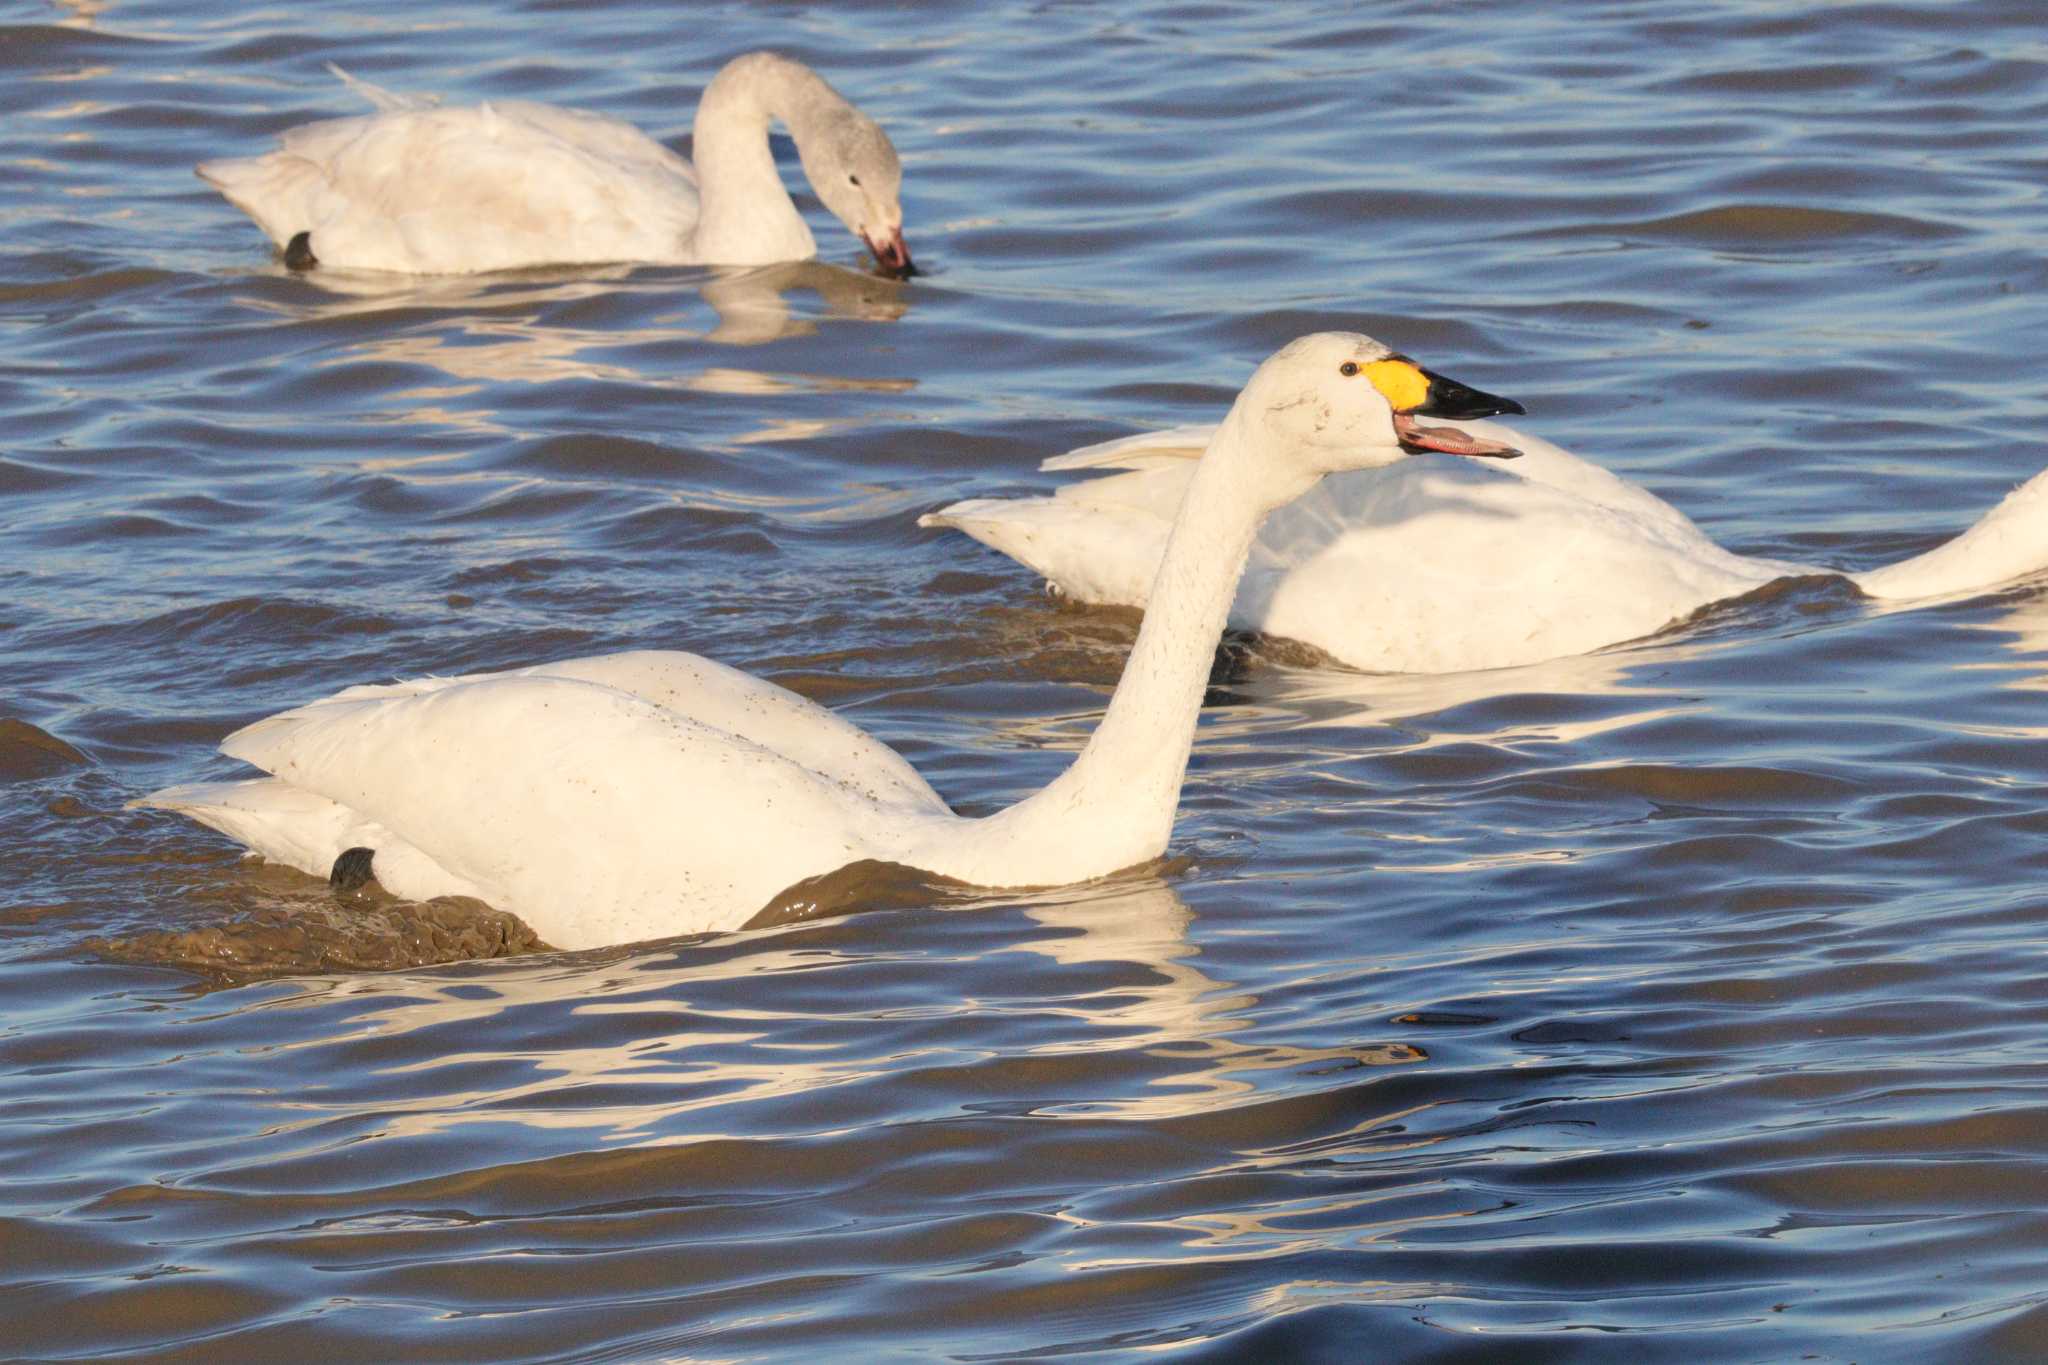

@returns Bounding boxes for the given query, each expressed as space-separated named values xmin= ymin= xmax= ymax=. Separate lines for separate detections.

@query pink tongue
xmin=1394 ymin=414 xmax=1522 ymax=459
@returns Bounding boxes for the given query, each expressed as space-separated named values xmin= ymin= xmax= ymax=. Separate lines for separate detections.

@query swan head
xmin=800 ymin=109 xmax=913 ymax=279
xmin=1239 ymin=332 xmax=1525 ymax=483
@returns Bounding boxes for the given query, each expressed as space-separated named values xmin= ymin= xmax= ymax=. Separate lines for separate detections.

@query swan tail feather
xmin=919 ymin=497 xmax=1064 ymax=561
xmin=195 ymin=152 xmax=334 ymax=248
xmin=920 ymin=497 xmax=1064 ymax=573
xmin=132 ymin=777 xmax=363 ymax=882
xmin=922 ymin=496 xmax=1164 ymax=607
xmin=918 ymin=497 xmax=1014 ymax=533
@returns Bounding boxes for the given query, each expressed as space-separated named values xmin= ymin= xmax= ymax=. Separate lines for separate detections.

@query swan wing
xmin=933 ymin=441 xmax=1801 ymax=671
xmin=199 ymin=101 xmax=700 ymax=273
xmin=1036 ymin=417 xmax=1715 ymax=536
xmin=215 ymin=670 xmax=938 ymax=948
xmin=316 ymin=650 xmax=942 ymax=812
xmin=1250 ymin=463 xmax=1790 ymax=672
xmin=1484 ymin=428 xmax=2048 ymax=607
xmin=1039 ymin=424 xmax=1218 ymax=472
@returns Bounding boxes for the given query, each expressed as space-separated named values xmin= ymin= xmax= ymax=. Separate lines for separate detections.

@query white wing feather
xmin=311 ymin=651 xmax=940 ymax=811
xmin=933 ymin=420 xmax=1802 ymax=674
xmin=141 ymin=651 xmax=950 ymax=949
xmin=218 ymin=669 xmax=941 ymax=949
xmin=198 ymin=100 xmax=699 ymax=273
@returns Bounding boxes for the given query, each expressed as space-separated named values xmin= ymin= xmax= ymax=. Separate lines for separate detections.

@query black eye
xmin=849 ymin=174 xmax=862 ymax=187
xmin=1339 ymin=361 xmax=1359 ymax=377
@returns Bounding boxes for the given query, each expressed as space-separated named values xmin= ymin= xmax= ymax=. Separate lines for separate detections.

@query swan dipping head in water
xmin=137 ymin=335 xmax=1520 ymax=950
xmin=197 ymin=52 xmax=914 ymax=277
xmin=782 ymin=70 xmax=911 ymax=276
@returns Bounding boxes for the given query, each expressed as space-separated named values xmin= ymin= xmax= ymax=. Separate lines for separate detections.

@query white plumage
xmin=148 ymin=651 xmax=948 ymax=950
xmin=198 ymin=53 xmax=912 ymax=276
xmin=925 ymin=420 xmax=2048 ymax=674
xmin=139 ymin=335 xmax=1522 ymax=949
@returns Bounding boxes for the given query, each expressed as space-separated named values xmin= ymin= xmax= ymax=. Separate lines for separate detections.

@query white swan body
xmin=199 ymin=53 xmax=912 ymax=276
xmin=139 ymin=335 xmax=1521 ymax=949
xmin=925 ymin=419 xmax=2048 ymax=674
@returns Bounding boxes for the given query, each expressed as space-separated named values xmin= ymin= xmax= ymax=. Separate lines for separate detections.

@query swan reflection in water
xmin=696 ymin=260 xmax=910 ymax=345
xmin=1935 ymin=570 xmax=2048 ymax=701
xmin=239 ymin=257 xmax=912 ymax=376
xmin=234 ymin=259 xmax=915 ymax=452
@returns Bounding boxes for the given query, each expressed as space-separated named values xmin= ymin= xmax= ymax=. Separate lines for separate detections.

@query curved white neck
xmin=1852 ymin=462 xmax=2048 ymax=599
xmin=690 ymin=55 xmax=827 ymax=265
xmin=911 ymin=402 xmax=1311 ymax=886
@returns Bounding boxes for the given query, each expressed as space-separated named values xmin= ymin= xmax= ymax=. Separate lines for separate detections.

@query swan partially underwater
xmin=138 ymin=335 xmax=1521 ymax=951
xmin=923 ymin=416 xmax=2048 ymax=674
xmin=199 ymin=52 xmax=913 ymax=277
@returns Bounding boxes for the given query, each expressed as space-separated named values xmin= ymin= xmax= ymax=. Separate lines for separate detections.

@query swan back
xmin=217 ymin=659 xmax=948 ymax=949
xmin=301 ymin=650 xmax=943 ymax=812
xmin=928 ymin=386 xmax=1813 ymax=673
xmin=199 ymin=100 xmax=702 ymax=273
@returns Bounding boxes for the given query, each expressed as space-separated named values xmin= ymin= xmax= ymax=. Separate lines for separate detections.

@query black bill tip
xmin=1416 ymin=366 xmax=1523 ymax=420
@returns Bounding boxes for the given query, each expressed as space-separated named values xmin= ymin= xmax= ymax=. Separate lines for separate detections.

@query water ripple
xmin=4 ymin=0 xmax=2048 ymax=1358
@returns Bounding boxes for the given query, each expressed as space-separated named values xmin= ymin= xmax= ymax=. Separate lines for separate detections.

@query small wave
xmin=0 ymin=718 xmax=89 ymax=782
xmin=1540 ymin=202 xmax=1963 ymax=250
xmin=92 ymin=896 xmax=546 ymax=981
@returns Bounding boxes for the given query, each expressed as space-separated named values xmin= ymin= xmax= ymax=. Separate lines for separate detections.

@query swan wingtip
xmin=920 ymin=499 xmax=1008 ymax=531
xmin=128 ymin=780 xmax=213 ymax=813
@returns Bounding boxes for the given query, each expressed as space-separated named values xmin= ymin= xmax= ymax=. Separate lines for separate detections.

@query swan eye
xmin=1338 ymin=361 xmax=1359 ymax=377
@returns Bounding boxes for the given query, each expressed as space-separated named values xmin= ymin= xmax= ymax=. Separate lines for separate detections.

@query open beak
xmin=1394 ymin=367 xmax=1525 ymax=459
xmin=864 ymin=227 xmax=915 ymax=279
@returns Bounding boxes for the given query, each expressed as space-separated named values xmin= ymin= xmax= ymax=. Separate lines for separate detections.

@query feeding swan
xmin=198 ymin=52 xmax=913 ymax=277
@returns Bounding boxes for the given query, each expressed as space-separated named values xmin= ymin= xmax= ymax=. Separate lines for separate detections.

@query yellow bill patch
xmin=1364 ymin=359 xmax=1430 ymax=412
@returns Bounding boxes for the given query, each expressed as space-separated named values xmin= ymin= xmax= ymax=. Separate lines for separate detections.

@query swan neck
xmin=690 ymin=54 xmax=824 ymax=264
xmin=940 ymin=404 xmax=1290 ymax=884
xmin=1070 ymin=407 xmax=1276 ymax=808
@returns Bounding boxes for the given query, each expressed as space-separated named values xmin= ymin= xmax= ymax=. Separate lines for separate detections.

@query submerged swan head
xmin=799 ymin=107 xmax=912 ymax=277
xmin=1237 ymin=332 xmax=1525 ymax=487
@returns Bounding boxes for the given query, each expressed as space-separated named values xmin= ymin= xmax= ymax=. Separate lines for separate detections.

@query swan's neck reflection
xmin=698 ymin=260 xmax=909 ymax=345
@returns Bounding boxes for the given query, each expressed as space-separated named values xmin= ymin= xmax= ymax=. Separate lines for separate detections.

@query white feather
xmin=198 ymin=52 xmax=907 ymax=275
xmin=927 ymin=419 xmax=2048 ymax=674
xmin=140 ymin=335 xmax=1469 ymax=950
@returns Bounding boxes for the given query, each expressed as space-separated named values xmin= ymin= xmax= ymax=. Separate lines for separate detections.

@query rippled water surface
xmin=8 ymin=1 xmax=2048 ymax=1358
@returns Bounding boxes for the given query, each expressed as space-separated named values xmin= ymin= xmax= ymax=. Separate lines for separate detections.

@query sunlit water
xmin=7 ymin=1 xmax=2048 ymax=1358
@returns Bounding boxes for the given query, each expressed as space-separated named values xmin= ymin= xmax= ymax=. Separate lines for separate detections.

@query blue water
xmin=6 ymin=1 xmax=2048 ymax=1358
